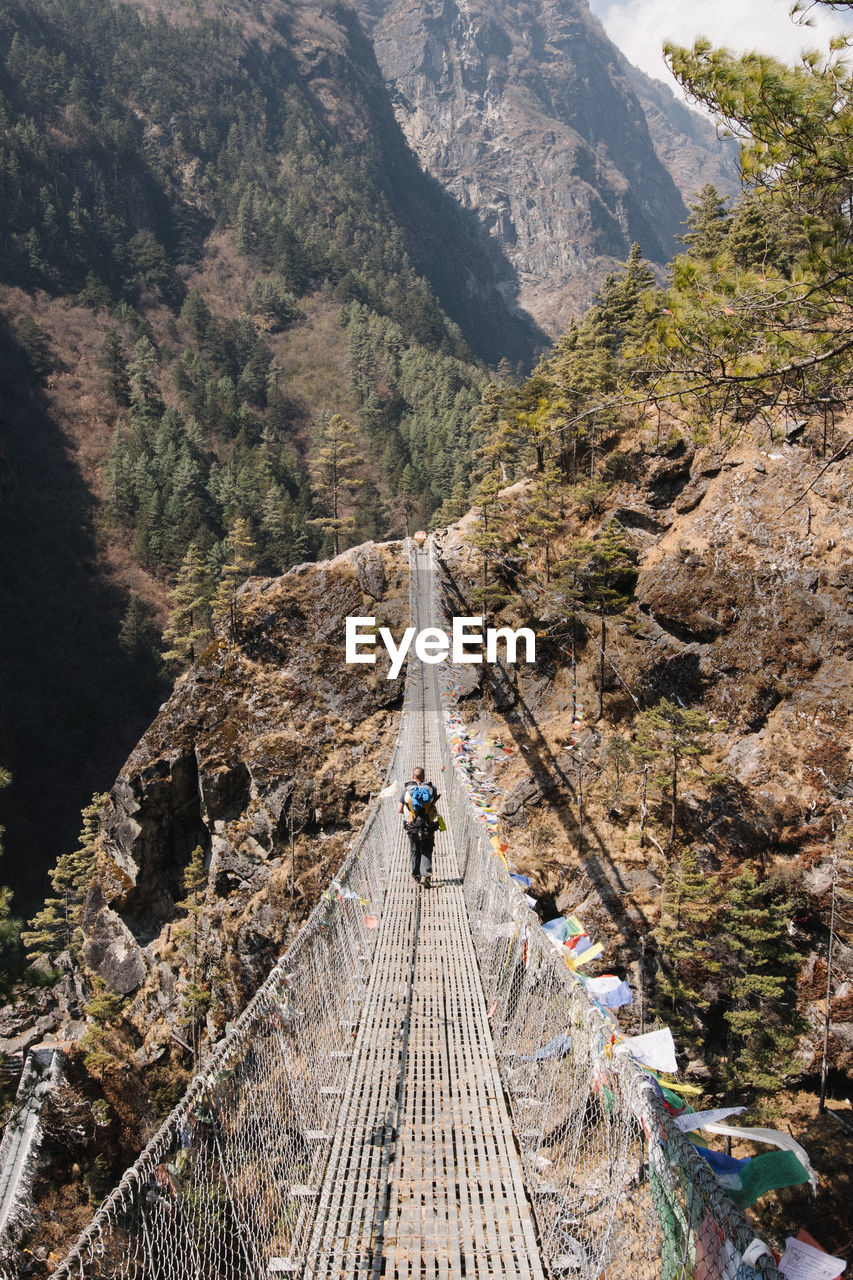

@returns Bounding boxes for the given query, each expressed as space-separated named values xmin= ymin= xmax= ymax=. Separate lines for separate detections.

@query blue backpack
xmin=405 ymin=784 xmax=436 ymax=835
xmin=410 ymin=785 xmax=433 ymax=813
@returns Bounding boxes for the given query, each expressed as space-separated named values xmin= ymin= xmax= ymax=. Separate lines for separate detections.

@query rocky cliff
xmin=89 ymin=542 xmax=408 ymax=1022
xmin=619 ymin=55 xmax=739 ymax=208
xmin=356 ymin=0 xmax=738 ymax=334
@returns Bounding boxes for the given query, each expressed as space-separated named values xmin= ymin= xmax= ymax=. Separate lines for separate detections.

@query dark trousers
xmin=408 ymin=833 xmax=434 ymax=880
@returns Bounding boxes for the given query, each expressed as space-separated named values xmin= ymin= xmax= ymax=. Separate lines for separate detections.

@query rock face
xmin=433 ymin=424 xmax=853 ymax=1070
xmin=81 ymin=543 xmax=409 ymax=1030
xmin=357 ymin=0 xmax=738 ymax=334
xmin=621 ymin=56 xmax=739 ymax=209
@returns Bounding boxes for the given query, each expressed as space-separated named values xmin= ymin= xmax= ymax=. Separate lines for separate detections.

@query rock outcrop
xmin=79 ymin=543 xmax=409 ymax=1037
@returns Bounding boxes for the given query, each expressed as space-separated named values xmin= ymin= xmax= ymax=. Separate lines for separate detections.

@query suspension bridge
xmin=24 ymin=543 xmax=781 ymax=1279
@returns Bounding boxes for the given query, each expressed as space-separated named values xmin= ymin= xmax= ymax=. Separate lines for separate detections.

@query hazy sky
xmin=588 ymin=0 xmax=853 ymax=103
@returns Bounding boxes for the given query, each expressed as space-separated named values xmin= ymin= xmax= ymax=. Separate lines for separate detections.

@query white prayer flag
xmin=585 ymin=975 xmax=632 ymax=1008
xmin=673 ymin=1107 xmax=747 ymax=1133
xmin=617 ymin=1027 xmax=677 ymax=1073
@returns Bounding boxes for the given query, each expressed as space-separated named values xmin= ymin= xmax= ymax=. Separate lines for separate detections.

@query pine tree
xmin=679 ymin=185 xmax=731 ymax=260
xmin=606 ymin=734 xmax=633 ymax=799
xmin=727 ymin=194 xmax=807 ymax=274
xmin=583 ymin=521 xmax=635 ymax=720
xmin=430 ymin=480 xmax=470 ymax=529
xmin=172 ymin=845 xmax=212 ymax=1064
xmin=0 ymin=887 xmax=22 ymax=1001
xmin=211 ymin=518 xmax=257 ymax=644
xmin=550 ymin=534 xmax=597 ymax=731
xmin=472 ymin=380 xmax=522 ymax=483
xmin=723 ymin=866 xmax=803 ymax=1092
xmin=81 ymin=976 xmax=128 ymax=1076
xmin=308 ymin=413 xmax=365 ymax=556
xmin=0 ymin=768 xmax=22 ymax=999
xmin=633 ymin=699 xmax=715 ymax=851
xmin=128 ymin=335 xmax=163 ymax=429
xmin=22 ymin=794 xmax=106 ymax=959
xmin=543 ymin=321 xmax=618 ymax=480
xmin=521 ymin=455 xmax=563 ymax=582
xmin=553 ymin=523 xmax=635 ymax=719
xmin=515 ymin=398 xmax=556 ymax=474
xmin=594 ymin=243 xmax=657 ymax=353
xmin=163 ymin=543 xmax=213 ymax=667
xmin=654 ymin=847 xmax=722 ymax=1053
xmin=119 ymin=594 xmax=160 ymax=670
xmin=97 ymin=331 xmax=130 ymax=405
xmin=469 ymin=468 xmax=512 ymax=615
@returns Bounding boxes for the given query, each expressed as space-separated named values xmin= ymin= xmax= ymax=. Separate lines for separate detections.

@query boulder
xmin=81 ymin=884 xmax=147 ymax=995
xmin=354 ymin=546 xmax=387 ymax=600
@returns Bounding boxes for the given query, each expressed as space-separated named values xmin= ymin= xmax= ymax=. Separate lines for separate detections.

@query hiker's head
xmin=412 ymin=767 xmax=425 ymax=782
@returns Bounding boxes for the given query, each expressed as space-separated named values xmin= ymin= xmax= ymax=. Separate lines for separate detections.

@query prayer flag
xmin=585 ymin=975 xmax=632 ymax=1008
xmin=722 ymin=1150 xmax=812 ymax=1210
xmin=618 ymin=1027 xmax=678 ymax=1073
xmin=520 ymin=1032 xmax=572 ymax=1061
xmin=543 ymin=917 xmax=568 ymax=945
xmin=701 ymin=1124 xmax=816 ymax=1188
xmin=673 ymin=1107 xmax=746 ymax=1133
xmin=566 ymin=942 xmax=603 ymax=968
xmin=566 ymin=933 xmax=592 ymax=955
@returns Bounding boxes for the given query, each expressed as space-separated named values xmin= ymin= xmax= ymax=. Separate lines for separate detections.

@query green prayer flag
xmin=727 ymin=1150 xmax=811 ymax=1209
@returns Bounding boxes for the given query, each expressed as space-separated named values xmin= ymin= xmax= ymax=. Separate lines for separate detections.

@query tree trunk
xmin=669 ymin=745 xmax=678 ymax=851
xmin=571 ymin=615 xmax=577 ymax=726
xmin=598 ymin=614 xmax=605 ymax=720
xmin=639 ymin=936 xmax=647 ymax=1035
xmin=639 ymin=765 xmax=649 ymax=848
xmin=576 ymin=766 xmax=583 ymax=860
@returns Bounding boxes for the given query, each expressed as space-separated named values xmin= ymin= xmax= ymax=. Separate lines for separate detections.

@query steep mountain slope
xmin=431 ymin=435 xmax=853 ymax=1251
xmin=356 ymin=0 xmax=738 ymax=333
xmin=619 ymin=55 xmax=740 ymax=206
xmin=0 ymin=0 xmax=735 ymax=910
xmin=0 ymin=311 xmax=167 ymax=916
xmin=0 ymin=0 xmax=539 ymax=364
xmin=0 ymin=0 xmax=539 ymax=910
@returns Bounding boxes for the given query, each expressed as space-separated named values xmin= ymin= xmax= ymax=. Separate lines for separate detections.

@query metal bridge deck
xmin=302 ymin=551 xmax=544 ymax=1277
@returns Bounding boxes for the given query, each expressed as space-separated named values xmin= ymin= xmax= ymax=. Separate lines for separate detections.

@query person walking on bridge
xmin=398 ymin=767 xmax=440 ymax=888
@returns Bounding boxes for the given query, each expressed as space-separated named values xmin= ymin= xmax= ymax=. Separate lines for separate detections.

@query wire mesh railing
xmin=429 ymin=540 xmax=783 ymax=1280
xmin=45 ymin=656 xmax=412 ymax=1280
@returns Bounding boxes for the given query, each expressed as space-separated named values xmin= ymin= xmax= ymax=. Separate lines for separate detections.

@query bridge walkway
xmin=301 ymin=547 xmax=544 ymax=1278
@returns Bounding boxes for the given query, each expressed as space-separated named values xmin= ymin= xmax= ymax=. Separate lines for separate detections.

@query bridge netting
xmin=39 ymin=543 xmax=781 ymax=1280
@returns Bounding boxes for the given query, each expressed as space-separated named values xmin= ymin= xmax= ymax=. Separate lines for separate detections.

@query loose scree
xmin=345 ymin=615 xmax=536 ymax=679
